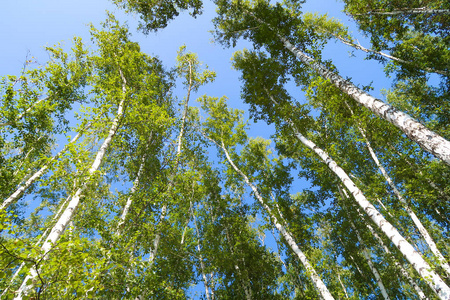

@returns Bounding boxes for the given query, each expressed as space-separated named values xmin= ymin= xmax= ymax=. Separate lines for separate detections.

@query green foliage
xmin=2 ymin=1 xmax=449 ymax=299
xmin=112 ymin=0 xmax=203 ymax=32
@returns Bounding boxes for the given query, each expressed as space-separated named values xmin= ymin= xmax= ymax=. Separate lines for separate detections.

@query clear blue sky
xmin=0 ymin=0 xmax=390 ymax=115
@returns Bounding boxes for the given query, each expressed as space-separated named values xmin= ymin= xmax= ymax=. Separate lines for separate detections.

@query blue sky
xmin=0 ymin=0 xmax=390 ymax=112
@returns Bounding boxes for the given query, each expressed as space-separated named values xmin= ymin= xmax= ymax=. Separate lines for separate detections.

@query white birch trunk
xmin=327 ymin=33 xmax=447 ymax=76
xmin=247 ymin=10 xmax=450 ymax=165
xmin=2 ymin=124 xmax=89 ymax=211
xmin=14 ymin=69 xmax=128 ymax=300
xmin=116 ymin=149 xmax=148 ymax=232
xmin=191 ymin=202 xmax=212 ymax=300
xmin=336 ymin=272 xmax=350 ymax=299
xmin=224 ymin=226 xmax=253 ymax=300
xmin=348 ymin=252 xmax=378 ymax=295
xmin=355 ymin=8 xmax=450 ymax=15
xmin=353 ymin=118 xmax=450 ymax=277
xmin=289 ymin=126 xmax=449 ymax=299
xmin=362 ymin=211 xmax=429 ymax=299
xmin=209 ymin=272 xmax=215 ymax=300
xmin=149 ymin=60 xmax=193 ymax=264
xmin=392 ymin=146 xmax=450 ymax=204
xmin=339 ymin=186 xmax=429 ymax=300
xmin=0 ymin=97 xmax=47 ymax=127
xmin=215 ymin=139 xmax=335 ymax=300
xmin=263 ymin=90 xmax=449 ymax=298
xmin=3 ymin=172 xmax=78 ymax=298
xmin=13 ymin=143 xmax=41 ymax=177
xmin=347 ymin=218 xmax=390 ymax=300
xmin=278 ymin=36 xmax=450 ymax=165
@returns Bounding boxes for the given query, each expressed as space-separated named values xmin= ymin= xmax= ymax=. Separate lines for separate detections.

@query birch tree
xmin=201 ymin=96 xmax=336 ymax=299
xmin=213 ymin=0 xmax=450 ymax=165
xmin=231 ymin=49 xmax=450 ymax=298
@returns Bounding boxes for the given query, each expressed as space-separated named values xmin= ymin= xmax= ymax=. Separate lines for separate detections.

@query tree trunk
xmin=224 ymin=226 xmax=253 ymax=300
xmin=339 ymin=186 xmax=429 ymax=299
xmin=291 ymin=126 xmax=449 ymax=298
xmin=347 ymin=217 xmax=390 ymax=299
xmin=191 ymin=202 xmax=212 ymax=300
xmin=116 ymin=146 xmax=149 ymax=232
xmin=280 ymin=35 xmax=450 ymax=165
xmin=351 ymin=114 xmax=450 ymax=277
xmin=325 ymin=32 xmax=447 ymax=76
xmin=264 ymin=91 xmax=450 ymax=299
xmin=247 ymin=11 xmax=450 ymax=165
xmin=216 ymin=138 xmax=335 ymax=300
xmin=354 ymin=8 xmax=450 ymax=15
xmin=149 ymin=58 xmax=193 ymax=265
xmin=0 ymin=97 xmax=47 ymax=127
xmin=14 ymin=68 xmax=128 ymax=300
xmin=359 ymin=209 xmax=429 ymax=299
xmin=1 ymin=123 xmax=90 ymax=211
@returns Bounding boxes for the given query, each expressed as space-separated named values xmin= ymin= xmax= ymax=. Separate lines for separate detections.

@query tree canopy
xmin=1 ymin=0 xmax=449 ymax=299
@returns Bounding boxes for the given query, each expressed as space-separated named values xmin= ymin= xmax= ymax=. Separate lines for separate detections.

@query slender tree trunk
xmin=264 ymin=91 xmax=450 ymax=299
xmin=149 ymin=60 xmax=193 ymax=265
xmin=348 ymin=252 xmax=378 ymax=296
xmin=116 ymin=145 xmax=149 ymax=232
xmin=14 ymin=68 xmax=128 ymax=300
xmin=354 ymin=8 xmax=450 ymax=15
xmin=247 ymin=11 xmax=450 ymax=165
xmin=0 ymin=97 xmax=47 ymax=127
xmin=324 ymin=32 xmax=447 ymax=76
xmin=339 ymin=188 xmax=390 ymax=299
xmin=191 ymin=202 xmax=212 ymax=300
xmin=339 ymin=186 xmax=429 ymax=299
xmin=291 ymin=125 xmax=449 ymax=298
xmin=3 ymin=165 xmax=80 ymax=298
xmin=209 ymin=272 xmax=215 ymax=300
xmin=180 ymin=201 xmax=193 ymax=245
xmin=347 ymin=217 xmax=390 ymax=299
xmin=213 ymin=138 xmax=335 ymax=300
xmin=2 ymin=123 xmax=91 ymax=211
xmin=392 ymin=145 xmax=450 ymax=204
xmin=358 ymin=208 xmax=429 ymax=299
xmin=224 ymin=226 xmax=253 ymax=300
xmin=271 ymin=229 xmax=308 ymax=299
xmin=282 ymin=36 xmax=450 ymax=165
xmin=336 ymin=272 xmax=350 ymax=299
xmin=337 ymin=235 xmax=378 ymax=296
xmin=360 ymin=243 xmax=390 ymax=299
xmin=345 ymin=102 xmax=450 ymax=276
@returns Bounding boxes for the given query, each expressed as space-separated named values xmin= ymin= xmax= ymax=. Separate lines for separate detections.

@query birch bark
xmin=191 ymin=202 xmax=212 ymax=300
xmin=344 ymin=102 xmax=450 ymax=276
xmin=358 ymin=124 xmax=450 ymax=276
xmin=352 ymin=203 xmax=429 ymax=300
xmin=346 ymin=215 xmax=390 ymax=299
xmin=321 ymin=31 xmax=447 ymax=76
xmin=292 ymin=127 xmax=449 ymax=298
xmin=0 ymin=191 xmax=71 ymax=298
xmin=264 ymin=91 xmax=449 ymax=299
xmin=354 ymin=8 xmax=450 ymax=15
xmin=2 ymin=122 xmax=91 ymax=211
xmin=116 ymin=146 xmax=149 ymax=231
xmin=280 ymin=36 xmax=450 ymax=165
xmin=214 ymin=138 xmax=335 ymax=300
xmin=247 ymin=11 xmax=450 ymax=165
xmin=0 ymin=97 xmax=46 ymax=127
xmin=224 ymin=226 xmax=253 ymax=300
xmin=13 ymin=68 xmax=128 ymax=300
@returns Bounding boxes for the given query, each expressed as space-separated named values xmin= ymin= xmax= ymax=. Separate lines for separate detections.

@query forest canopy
xmin=0 ymin=0 xmax=449 ymax=299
